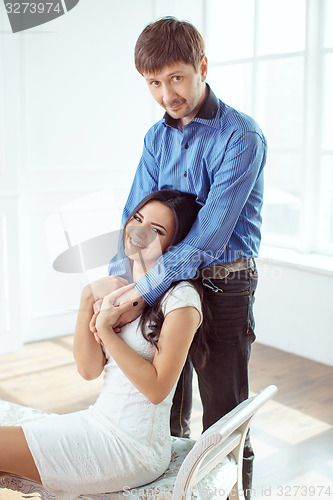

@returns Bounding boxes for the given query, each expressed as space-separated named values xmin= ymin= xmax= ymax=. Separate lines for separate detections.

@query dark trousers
xmin=170 ymin=264 xmax=258 ymax=500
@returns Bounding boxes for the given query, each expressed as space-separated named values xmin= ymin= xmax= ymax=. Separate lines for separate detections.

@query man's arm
xmin=136 ymin=130 xmax=267 ymax=305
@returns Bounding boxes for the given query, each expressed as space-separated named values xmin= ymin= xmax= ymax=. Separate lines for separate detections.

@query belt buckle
xmin=201 ymin=266 xmax=230 ymax=280
xmin=214 ymin=266 xmax=230 ymax=279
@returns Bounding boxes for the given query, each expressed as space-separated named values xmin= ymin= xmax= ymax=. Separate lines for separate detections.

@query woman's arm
xmin=96 ymin=301 xmax=201 ymax=405
xmin=73 ymin=276 xmax=130 ymax=380
xmin=73 ymin=286 xmax=106 ymax=380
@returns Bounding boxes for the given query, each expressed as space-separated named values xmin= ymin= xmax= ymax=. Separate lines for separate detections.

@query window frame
xmin=204 ymin=0 xmax=333 ymax=257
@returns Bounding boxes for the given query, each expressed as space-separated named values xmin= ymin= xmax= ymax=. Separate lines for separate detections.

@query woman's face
xmin=124 ymin=200 xmax=176 ymax=267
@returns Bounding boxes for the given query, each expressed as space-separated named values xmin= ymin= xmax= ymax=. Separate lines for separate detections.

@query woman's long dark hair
xmin=124 ymin=189 xmax=211 ymax=368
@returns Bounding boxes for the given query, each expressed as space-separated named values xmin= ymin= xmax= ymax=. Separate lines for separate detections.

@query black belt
xmin=198 ymin=257 xmax=255 ymax=280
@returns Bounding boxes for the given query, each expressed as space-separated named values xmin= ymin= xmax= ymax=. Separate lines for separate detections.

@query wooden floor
xmin=0 ymin=337 xmax=332 ymax=499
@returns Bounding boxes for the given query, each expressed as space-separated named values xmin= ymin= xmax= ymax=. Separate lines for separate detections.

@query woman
xmin=0 ymin=190 xmax=209 ymax=499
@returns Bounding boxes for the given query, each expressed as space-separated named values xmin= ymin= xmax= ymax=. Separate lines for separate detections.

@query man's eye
xmin=173 ymin=76 xmax=182 ymax=82
xmin=151 ymin=81 xmax=160 ymax=87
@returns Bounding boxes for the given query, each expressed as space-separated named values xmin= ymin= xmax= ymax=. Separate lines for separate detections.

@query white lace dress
xmin=21 ymin=281 xmax=202 ymax=498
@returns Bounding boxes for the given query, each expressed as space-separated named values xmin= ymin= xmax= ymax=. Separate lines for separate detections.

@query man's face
xmin=143 ymin=57 xmax=208 ymax=128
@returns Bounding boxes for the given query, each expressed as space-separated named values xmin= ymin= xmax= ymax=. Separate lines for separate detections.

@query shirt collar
xmin=163 ymin=84 xmax=220 ymax=130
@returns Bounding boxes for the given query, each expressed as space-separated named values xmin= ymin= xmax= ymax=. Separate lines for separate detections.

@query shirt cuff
xmin=135 ymin=263 xmax=175 ymax=306
xmin=135 ymin=242 xmax=200 ymax=305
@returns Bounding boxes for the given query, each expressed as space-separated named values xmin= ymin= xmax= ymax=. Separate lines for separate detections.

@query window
xmin=205 ymin=0 xmax=333 ymax=256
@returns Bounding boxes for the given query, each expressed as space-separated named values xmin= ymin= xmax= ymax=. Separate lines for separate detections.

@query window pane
xmin=322 ymin=53 xmax=333 ymax=150
xmin=208 ymin=63 xmax=253 ymax=115
xmin=255 ymin=58 xmax=304 ymax=150
xmin=317 ymin=155 xmax=333 ymax=253
xmin=257 ymin=0 xmax=306 ymax=55
xmin=325 ymin=0 xmax=333 ymax=48
xmin=205 ymin=0 xmax=254 ymax=62
xmin=261 ymin=152 xmax=302 ymax=246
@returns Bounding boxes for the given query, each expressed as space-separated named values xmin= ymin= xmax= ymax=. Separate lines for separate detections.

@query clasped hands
xmin=87 ymin=276 xmax=146 ymax=344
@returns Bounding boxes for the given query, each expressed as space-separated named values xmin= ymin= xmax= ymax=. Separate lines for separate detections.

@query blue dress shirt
xmin=109 ymin=85 xmax=267 ymax=305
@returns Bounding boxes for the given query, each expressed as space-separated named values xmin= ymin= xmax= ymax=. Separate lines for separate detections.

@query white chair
xmin=0 ymin=385 xmax=277 ymax=500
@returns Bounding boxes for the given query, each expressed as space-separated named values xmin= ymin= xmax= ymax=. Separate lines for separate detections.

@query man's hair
xmin=135 ymin=16 xmax=205 ymax=75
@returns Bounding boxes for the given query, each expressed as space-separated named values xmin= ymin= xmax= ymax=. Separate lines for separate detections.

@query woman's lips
xmin=128 ymin=236 xmax=146 ymax=250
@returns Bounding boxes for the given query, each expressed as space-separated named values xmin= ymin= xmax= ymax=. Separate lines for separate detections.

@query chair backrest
xmin=172 ymin=385 xmax=277 ymax=499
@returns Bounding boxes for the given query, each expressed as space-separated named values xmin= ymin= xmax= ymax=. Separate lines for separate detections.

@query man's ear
xmin=200 ymin=55 xmax=208 ymax=82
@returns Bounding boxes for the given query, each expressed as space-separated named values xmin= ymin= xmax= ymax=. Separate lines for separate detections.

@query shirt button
xmin=184 ymin=143 xmax=189 ymax=149
xmin=184 ymin=171 xmax=187 ymax=177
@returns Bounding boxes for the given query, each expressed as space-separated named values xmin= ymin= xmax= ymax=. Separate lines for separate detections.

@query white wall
xmin=255 ymin=255 xmax=333 ymax=366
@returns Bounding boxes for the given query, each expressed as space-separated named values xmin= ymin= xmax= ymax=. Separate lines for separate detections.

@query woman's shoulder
xmin=161 ymin=281 xmax=202 ymax=326
xmin=162 ymin=280 xmax=200 ymax=301
xmin=169 ymin=280 xmax=199 ymax=294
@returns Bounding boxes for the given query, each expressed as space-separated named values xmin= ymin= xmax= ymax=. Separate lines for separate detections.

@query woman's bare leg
xmin=0 ymin=426 xmax=41 ymax=483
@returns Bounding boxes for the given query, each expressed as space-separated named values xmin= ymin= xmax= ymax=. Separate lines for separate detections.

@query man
xmin=109 ymin=17 xmax=267 ymax=498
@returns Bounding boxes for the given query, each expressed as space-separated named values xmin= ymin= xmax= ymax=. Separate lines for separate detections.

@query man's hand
xmin=89 ymin=283 xmax=146 ymax=334
xmin=113 ymin=286 xmax=147 ymax=332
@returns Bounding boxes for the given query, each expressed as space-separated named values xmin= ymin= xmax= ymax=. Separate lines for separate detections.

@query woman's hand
xmin=89 ymin=299 xmax=103 ymax=334
xmin=84 ymin=276 xmax=130 ymax=336
xmin=95 ymin=283 xmax=138 ymax=342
